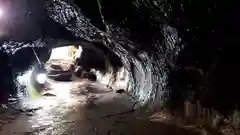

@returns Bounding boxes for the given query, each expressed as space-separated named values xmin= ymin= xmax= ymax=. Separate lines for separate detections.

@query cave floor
xmin=0 ymin=80 xmax=201 ymax=135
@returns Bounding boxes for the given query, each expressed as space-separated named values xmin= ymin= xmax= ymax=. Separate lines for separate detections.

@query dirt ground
xmin=0 ymin=78 xmax=203 ymax=135
xmin=0 ymin=58 xmax=238 ymax=135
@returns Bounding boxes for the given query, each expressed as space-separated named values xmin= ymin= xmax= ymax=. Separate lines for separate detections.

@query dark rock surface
xmin=0 ymin=0 xmax=239 ymax=115
xmin=48 ymin=71 xmax=72 ymax=82
xmin=82 ymin=72 xmax=97 ymax=82
xmin=74 ymin=66 xmax=84 ymax=78
xmin=0 ymin=51 xmax=16 ymax=104
xmin=74 ymin=47 xmax=106 ymax=72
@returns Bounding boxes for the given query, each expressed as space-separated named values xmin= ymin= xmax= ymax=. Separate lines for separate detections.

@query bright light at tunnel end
xmin=36 ymin=73 xmax=47 ymax=84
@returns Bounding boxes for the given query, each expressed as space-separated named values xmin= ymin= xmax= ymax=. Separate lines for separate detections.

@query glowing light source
xmin=0 ymin=7 xmax=4 ymax=18
xmin=36 ymin=73 xmax=47 ymax=84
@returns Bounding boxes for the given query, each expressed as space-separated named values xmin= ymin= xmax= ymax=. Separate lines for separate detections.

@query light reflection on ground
xmin=1 ymin=68 xmax=199 ymax=135
xmin=0 ymin=79 xmax=136 ymax=135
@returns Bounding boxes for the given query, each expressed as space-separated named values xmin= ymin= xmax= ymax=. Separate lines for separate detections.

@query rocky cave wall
xmin=0 ymin=0 xmax=239 ymax=114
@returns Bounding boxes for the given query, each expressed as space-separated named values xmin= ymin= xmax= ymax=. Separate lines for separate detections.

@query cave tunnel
xmin=0 ymin=0 xmax=240 ymax=134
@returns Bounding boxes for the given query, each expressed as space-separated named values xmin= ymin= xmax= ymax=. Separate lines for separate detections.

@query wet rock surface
xmin=0 ymin=80 xmax=200 ymax=135
xmin=0 ymin=0 xmax=182 ymax=110
xmin=0 ymin=1 xmax=240 ymax=133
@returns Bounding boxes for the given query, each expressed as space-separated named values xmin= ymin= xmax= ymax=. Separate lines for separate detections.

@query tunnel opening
xmin=14 ymin=41 xmax=126 ymax=101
